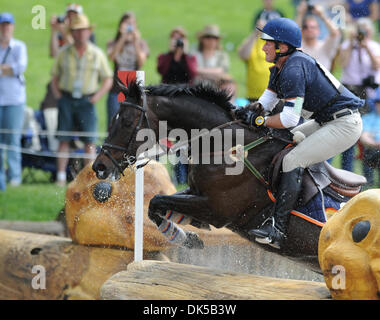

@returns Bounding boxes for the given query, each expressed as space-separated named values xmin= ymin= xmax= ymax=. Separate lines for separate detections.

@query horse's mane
xmin=118 ymin=79 xmax=235 ymax=113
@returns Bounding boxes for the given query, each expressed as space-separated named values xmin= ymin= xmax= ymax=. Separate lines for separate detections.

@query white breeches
xmin=282 ymin=112 xmax=362 ymax=172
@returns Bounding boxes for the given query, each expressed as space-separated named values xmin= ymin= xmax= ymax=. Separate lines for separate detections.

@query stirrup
xmin=254 ymin=218 xmax=286 ymax=250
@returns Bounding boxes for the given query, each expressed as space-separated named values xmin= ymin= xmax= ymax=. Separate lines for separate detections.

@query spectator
xmin=192 ymin=24 xmax=230 ymax=84
xmin=106 ymin=11 xmax=149 ymax=127
xmin=0 ymin=12 xmax=27 ymax=190
xmin=253 ymin=0 xmax=284 ymax=30
xmin=360 ymin=88 xmax=380 ymax=186
xmin=157 ymin=26 xmax=196 ymax=84
xmin=345 ymin=0 xmax=379 ymax=23
xmin=296 ymin=2 xmax=341 ymax=70
xmin=340 ymin=18 xmax=380 ymax=103
xmin=41 ymin=4 xmax=95 ymax=112
xmin=157 ymin=26 xmax=197 ymax=185
xmin=49 ymin=4 xmax=96 ymax=59
xmin=339 ymin=17 xmax=380 ymax=171
xmin=51 ymin=14 xmax=112 ymax=186
xmin=238 ymin=19 xmax=275 ymax=101
xmin=217 ymin=73 xmax=249 ymax=107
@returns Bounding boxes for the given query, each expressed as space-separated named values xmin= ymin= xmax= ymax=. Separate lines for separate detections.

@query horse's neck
xmin=151 ymin=96 xmax=233 ymax=134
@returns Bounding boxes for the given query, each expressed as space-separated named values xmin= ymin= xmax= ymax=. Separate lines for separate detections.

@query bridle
xmin=101 ymin=94 xmax=150 ymax=176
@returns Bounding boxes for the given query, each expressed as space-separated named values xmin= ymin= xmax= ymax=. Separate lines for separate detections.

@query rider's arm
xmin=265 ymin=97 xmax=303 ymax=129
xmin=258 ymin=89 xmax=280 ymax=112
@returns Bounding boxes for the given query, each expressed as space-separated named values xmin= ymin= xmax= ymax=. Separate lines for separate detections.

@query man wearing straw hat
xmin=51 ymin=14 xmax=112 ymax=186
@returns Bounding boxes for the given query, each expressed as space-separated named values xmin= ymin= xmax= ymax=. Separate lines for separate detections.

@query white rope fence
xmin=0 ymin=143 xmax=97 ymax=159
xmin=0 ymin=128 xmax=108 ymax=159
xmin=0 ymin=128 xmax=108 ymax=138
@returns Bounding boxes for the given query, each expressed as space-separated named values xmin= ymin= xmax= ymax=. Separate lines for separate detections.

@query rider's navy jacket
xmin=268 ymin=50 xmax=364 ymax=123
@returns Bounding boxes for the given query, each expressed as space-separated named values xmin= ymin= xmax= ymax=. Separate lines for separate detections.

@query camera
xmin=57 ymin=15 xmax=65 ymax=24
xmin=306 ymin=0 xmax=314 ymax=11
xmin=362 ymin=75 xmax=378 ymax=89
xmin=175 ymin=38 xmax=184 ymax=48
xmin=126 ymin=25 xmax=134 ymax=33
xmin=357 ymin=27 xmax=368 ymax=42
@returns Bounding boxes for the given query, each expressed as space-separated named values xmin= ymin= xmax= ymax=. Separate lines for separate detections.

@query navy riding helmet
xmin=257 ymin=17 xmax=302 ymax=49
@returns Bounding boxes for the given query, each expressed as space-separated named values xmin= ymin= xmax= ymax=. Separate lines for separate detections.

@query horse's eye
xmin=352 ymin=220 xmax=371 ymax=243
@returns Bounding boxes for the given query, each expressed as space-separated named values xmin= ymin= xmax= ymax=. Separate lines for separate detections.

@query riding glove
xmin=234 ymin=104 xmax=265 ymax=128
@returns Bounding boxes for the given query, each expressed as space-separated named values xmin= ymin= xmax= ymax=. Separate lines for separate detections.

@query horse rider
xmin=235 ymin=17 xmax=364 ymax=249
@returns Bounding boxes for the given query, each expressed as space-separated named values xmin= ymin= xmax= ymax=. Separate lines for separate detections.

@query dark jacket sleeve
xmin=185 ymin=54 xmax=197 ymax=83
xmin=157 ymin=52 xmax=172 ymax=76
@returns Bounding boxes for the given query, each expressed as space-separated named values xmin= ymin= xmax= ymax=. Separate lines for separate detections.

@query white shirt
xmin=301 ymin=34 xmax=341 ymax=70
xmin=0 ymin=38 xmax=28 ymax=106
xmin=340 ymin=39 xmax=380 ymax=86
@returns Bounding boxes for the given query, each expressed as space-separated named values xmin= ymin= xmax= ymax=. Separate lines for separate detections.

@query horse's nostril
xmin=96 ymin=163 xmax=106 ymax=172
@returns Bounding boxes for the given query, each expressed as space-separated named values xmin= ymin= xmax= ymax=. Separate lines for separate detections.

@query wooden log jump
xmin=100 ymin=260 xmax=331 ymax=300
xmin=0 ymin=229 xmax=165 ymax=300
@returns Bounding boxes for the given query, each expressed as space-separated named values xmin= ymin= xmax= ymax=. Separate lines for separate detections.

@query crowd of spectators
xmin=0 ymin=0 xmax=379 ymax=189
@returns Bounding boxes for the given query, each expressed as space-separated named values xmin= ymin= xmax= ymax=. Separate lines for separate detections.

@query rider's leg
xmin=249 ymin=166 xmax=304 ymax=249
xmin=250 ymin=113 xmax=362 ymax=249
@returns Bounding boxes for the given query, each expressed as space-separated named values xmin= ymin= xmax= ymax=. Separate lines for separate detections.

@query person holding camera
xmin=106 ymin=11 xmax=149 ymax=127
xmin=157 ymin=26 xmax=197 ymax=84
xmin=157 ymin=27 xmax=197 ymax=185
xmin=339 ymin=17 xmax=380 ymax=101
xmin=337 ymin=18 xmax=380 ymax=172
xmin=49 ymin=4 xmax=95 ymax=59
xmin=296 ymin=2 xmax=341 ymax=71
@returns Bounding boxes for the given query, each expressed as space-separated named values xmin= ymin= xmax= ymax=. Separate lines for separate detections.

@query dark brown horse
xmin=92 ymin=80 xmax=366 ymax=272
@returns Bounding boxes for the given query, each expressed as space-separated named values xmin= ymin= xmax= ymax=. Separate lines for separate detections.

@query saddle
xmin=269 ymin=148 xmax=367 ymax=206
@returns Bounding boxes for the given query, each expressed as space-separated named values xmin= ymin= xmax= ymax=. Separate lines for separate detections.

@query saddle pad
xmin=296 ymin=191 xmax=343 ymax=224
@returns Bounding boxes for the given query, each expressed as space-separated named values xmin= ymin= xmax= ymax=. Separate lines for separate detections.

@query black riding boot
xmin=249 ymin=167 xmax=304 ymax=249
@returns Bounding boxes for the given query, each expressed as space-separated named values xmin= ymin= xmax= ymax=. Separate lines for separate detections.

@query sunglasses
xmin=302 ymin=24 xmax=318 ymax=30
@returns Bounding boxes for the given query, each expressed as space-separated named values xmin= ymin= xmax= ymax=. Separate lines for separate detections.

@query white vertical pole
xmin=134 ymin=71 xmax=145 ymax=262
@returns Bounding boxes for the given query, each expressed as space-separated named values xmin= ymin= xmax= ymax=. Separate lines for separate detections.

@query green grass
xmin=0 ymin=183 xmax=65 ymax=221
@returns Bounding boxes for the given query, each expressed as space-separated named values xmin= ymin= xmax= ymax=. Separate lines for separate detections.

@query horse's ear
xmin=115 ymin=78 xmax=129 ymax=96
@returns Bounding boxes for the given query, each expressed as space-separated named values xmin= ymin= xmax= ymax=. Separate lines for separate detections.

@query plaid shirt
xmin=51 ymin=42 xmax=112 ymax=95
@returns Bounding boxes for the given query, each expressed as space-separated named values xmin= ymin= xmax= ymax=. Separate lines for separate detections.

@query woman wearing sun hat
xmin=192 ymin=24 xmax=230 ymax=83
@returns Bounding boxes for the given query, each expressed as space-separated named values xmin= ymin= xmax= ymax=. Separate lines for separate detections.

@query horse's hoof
xmin=182 ymin=231 xmax=204 ymax=249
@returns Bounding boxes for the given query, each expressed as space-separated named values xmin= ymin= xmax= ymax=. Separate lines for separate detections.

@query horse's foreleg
xmin=148 ymin=191 xmax=212 ymax=249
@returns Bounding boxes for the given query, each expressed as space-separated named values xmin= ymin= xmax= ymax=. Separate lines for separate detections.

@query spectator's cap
xmin=66 ymin=3 xmax=83 ymax=14
xmin=197 ymin=24 xmax=222 ymax=39
xmin=70 ymin=14 xmax=94 ymax=30
xmin=170 ymin=26 xmax=187 ymax=38
xmin=0 ymin=12 xmax=15 ymax=24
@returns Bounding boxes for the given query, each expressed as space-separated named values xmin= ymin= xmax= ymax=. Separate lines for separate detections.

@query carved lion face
xmin=65 ymin=161 xmax=177 ymax=251
xmin=318 ymin=189 xmax=380 ymax=300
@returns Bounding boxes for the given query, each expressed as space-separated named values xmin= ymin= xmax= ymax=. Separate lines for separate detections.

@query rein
xmin=100 ymin=93 xmax=295 ymax=186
